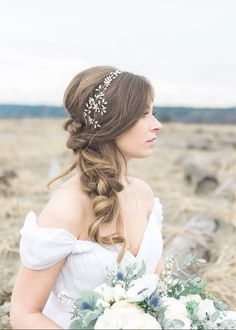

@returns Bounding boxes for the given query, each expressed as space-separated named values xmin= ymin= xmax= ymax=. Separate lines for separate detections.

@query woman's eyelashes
xmin=144 ymin=111 xmax=157 ymax=116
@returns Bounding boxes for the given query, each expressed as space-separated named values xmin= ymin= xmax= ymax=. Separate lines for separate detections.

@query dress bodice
xmin=19 ymin=196 xmax=164 ymax=328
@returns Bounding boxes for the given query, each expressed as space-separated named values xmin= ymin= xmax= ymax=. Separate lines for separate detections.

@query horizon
xmin=1 ymin=103 xmax=236 ymax=110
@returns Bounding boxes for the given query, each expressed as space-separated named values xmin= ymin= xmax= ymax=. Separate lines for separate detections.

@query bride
xmin=10 ymin=66 xmax=164 ymax=329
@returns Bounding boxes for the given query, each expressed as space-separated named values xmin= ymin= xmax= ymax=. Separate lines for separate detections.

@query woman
xmin=10 ymin=66 xmax=164 ymax=329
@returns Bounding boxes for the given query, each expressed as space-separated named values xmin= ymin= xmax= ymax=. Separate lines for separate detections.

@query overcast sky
xmin=0 ymin=0 xmax=235 ymax=107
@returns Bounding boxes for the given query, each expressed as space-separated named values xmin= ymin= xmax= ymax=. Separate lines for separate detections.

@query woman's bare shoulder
xmin=37 ymin=174 xmax=89 ymax=237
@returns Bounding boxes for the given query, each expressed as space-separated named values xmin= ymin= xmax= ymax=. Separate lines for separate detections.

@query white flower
xmin=57 ymin=291 xmax=73 ymax=306
xmin=110 ymin=300 xmax=143 ymax=312
xmin=163 ymin=297 xmax=188 ymax=318
xmin=162 ymin=297 xmax=191 ymax=329
xmin=94 ymin=301 xmax=162 ymax=329
xmin=113 ymin=284 xmax=127 ymax=301
xmin=180 ymin=294 xmax=202 ymax=305
xmin=96 ymin=298 xmax=110 ymax=309
xmin=126 ymin=273 xmax=159 ymax=302
xmin=195 ymin=298 xmax=216 ymax=321
xmin=94 ymin=284 xmax=126 ymax=305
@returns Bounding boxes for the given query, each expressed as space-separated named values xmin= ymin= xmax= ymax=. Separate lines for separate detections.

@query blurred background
xmin=0 ymin=0 xmax=236 ymax=327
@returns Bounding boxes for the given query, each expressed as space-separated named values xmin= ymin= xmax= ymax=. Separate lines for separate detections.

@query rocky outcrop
xmin=164 ymin=215 xmax=219 ymax=268
xmin=213 ymin=175 xmax=236 ymax=202
xmin=0 ymin=169 xmax=17 ymax=197
xmin=183 ymin=157 xmax=218 ymax=194
xmin=0 ymin=287 xmax=12 ymax=329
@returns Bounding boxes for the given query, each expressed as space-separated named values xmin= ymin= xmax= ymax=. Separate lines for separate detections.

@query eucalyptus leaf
xmin=194 ymin=258 xmax=207 ymax=264
xmin=163 ymin=319 xmax=174 ymax=329
xmin=80 ymin=291 xmax=101 ymax=310
xmin=126 ymin=265 xmax=132 ymax=273
xmin=129 ymin=268 xmax=134 ymax=275
xmin=132 ymin=261 xmax=137 ymax=269
xmin=125 ymin=265 xmax=132 ymax=278
xmin=96 ymin=303 xmax=104 ymax=315
xmin=82 ymin=311 xmax=98 ymax=328
xmin=183 ymin=253 xmax=193 ymax=267
xmin=172 ymin=319 xmax=185 ymax=328
xmin=69 ymin=318 xmax=84 ymax=329
xmin=210 ymin=310 xmax=220 ymax=322
xmin=135 ymin=260 xmax=146 ymax=278
xmin=172 ymin=278 xmax=180 ymax=286
xmin=218 ymin=319 xmax=236 ymax=329
xmin=214 ymin=300 xmax=229 ymax=311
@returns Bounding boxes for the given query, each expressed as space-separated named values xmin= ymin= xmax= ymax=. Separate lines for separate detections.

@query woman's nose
xmin=152 ymin=117 xmax=162 ymax=131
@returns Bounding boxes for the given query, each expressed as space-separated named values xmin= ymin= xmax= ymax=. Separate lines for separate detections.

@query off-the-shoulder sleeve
xmin=152 ymin=196 xmax=164 ymax=230
xmin=19 ymin=211 xmax=93 ymax=270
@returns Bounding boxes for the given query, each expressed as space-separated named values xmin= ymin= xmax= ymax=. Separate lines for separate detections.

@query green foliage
xmin=69 ymin=315 xmax=97 ymax=330
xmin=217 ymin=319 xmax=236 ymax=329
xmin=69 ymin=319 xmax=84 ymax=330
xmin=183 ymin=254 xmax=207 ymax=268
xmin=164 ymin=318 xmax=185 ymax=329
xmin=186 ymin=300 xmax=199 ymax=315
xmin=66 ymin=255 xmax=235 ymax=330
xmin=137 ymin=299 xmax=150 ymax=313
xmin=70 ymin=290 xmax=103 ymax=326
xmin=167 ymin=254 xmax=207 ymax=299
xmin=206 ymin=293 xmax=229 ymax=311
xmin=79 ymin=291 xmax=101 ymax=311
xmin=133 ymin=260 xmax=146 ymax=279
xmin=210 ymin=311 xmax=220 ymax=322
xmin=213 ymin=299 xmax=229 ymax=311
xmin=105 ymin=260 xmax=146 ymax=289
xmin=180 ymin=277 xmax=206 ymax=297
xmin=82 ymin=311 xmax=99 ymax=329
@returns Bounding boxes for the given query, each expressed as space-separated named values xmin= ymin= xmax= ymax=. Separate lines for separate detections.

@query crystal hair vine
xmin=83 ymin=70 xmax=123 ymax=128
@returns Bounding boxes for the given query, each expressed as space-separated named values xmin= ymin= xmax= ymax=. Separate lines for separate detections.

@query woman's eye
xmin=144 ymin=111 xmax=157 ymax=116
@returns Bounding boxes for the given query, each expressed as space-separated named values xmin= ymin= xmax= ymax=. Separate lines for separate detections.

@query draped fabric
xmin=19 ymin=197 xmax=164 ymax=329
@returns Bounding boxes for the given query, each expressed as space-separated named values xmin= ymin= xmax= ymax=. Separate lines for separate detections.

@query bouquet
xmin=58 ymin=254 xmax=236 ymax=329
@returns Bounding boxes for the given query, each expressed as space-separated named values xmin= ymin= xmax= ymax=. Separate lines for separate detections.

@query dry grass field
xmin=0 ymin=118 xmax=236 ymax=327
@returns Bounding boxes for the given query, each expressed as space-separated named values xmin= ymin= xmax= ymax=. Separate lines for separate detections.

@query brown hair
xmin=48 ymin=65 xmax=154 ymax=263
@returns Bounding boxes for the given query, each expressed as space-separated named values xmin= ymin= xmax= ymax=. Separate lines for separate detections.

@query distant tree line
xmin=0 ymin=104 xmax=236 ymax=124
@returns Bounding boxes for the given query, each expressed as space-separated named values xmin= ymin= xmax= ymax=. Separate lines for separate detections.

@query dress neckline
xmin=124 ymin=197 xmax=157 ymax=259
xmin=29 ymin=197 xmax=158 ymax=260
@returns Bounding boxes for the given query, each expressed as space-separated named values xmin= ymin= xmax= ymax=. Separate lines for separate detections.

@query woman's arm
xmin=10 ymin=187 xmax=85 ymax=329
xmin=11 ymin=310 xmax=62 ymax=329
xmin=10 ymin=259 xmax=66 ymax=329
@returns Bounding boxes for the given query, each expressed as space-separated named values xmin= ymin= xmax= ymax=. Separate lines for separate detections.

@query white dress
xmin=19 ymin=196 xmax=164 ymax=329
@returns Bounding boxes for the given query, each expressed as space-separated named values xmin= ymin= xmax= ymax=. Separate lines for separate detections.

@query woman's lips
xmin=147 ymin=138 xmax=157 ymax=144
xmin=147 ymin=137 xmax=157 ymax=142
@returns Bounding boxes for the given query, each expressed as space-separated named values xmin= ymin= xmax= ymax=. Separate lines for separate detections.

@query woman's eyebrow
xmin=145 ymin=103 xmax=153 ymax=109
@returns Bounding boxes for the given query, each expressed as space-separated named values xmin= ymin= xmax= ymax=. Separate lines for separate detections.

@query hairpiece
xmin=83 ymin=70 xmax=123 ymax=128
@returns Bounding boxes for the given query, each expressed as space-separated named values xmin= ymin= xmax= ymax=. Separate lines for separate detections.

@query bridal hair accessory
xmin=83 ymin=70 xmax=123 ymax=128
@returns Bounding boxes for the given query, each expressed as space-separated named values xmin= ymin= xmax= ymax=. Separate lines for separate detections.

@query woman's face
xmin=115 ymin=101 xmax=162 ymax=161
